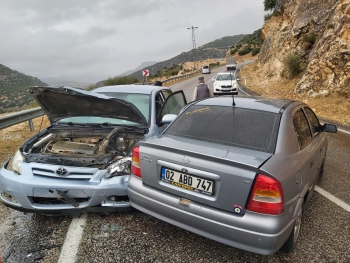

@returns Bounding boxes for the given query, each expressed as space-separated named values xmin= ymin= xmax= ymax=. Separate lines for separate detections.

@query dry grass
xmin=240 ymin=62 xmax=350 ymax=125
xmin=0 ymin=116 xmax=50 ymax=165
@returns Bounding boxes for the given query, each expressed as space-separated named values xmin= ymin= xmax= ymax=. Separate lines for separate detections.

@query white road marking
xmin=58 ymin=213 xmax=87 ymax=263
xmin=338 ymin=128 xmax=350 ymax=135
xmin=315 ymin=186 xmax=350 ymax=212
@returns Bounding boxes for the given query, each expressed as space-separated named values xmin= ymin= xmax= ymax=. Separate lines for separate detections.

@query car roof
xmin=92 ymin=85 xmax=166 ymax=95
xmin=195 ymin=96 xmax=295 ymax=113
xmin=217 ymin=72 xmax=234 ymax=75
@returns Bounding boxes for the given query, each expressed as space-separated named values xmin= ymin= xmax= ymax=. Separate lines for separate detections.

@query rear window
xmin=164 ymin=105 xmax=281 ymax=153
xmin=202 ymin=66 xmax=209 ymax=69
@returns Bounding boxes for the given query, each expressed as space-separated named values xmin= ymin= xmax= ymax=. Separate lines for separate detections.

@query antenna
xmin=230 ymin=72 xmax=235 ymax=106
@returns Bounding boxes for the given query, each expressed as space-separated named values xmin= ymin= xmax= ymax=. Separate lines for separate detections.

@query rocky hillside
xmin=257 ymin=0 xmax=350 ymax=97
xmin=0 ymin=64 xmax=48 ymax=113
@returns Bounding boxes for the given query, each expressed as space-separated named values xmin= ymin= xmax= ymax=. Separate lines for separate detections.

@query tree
xmin=264 ymin=0 xmax=277 ymax=11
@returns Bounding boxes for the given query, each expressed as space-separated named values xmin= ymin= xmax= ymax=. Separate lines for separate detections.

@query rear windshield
xmin=164 ymin=105 xmax=281 ymax=153
xmin=203 ymin=66 xmax=209 ymax=69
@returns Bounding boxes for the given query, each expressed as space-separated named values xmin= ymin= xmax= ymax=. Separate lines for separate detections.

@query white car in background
xmin=212 ymin=72 xmax=239 ymax=95
xmin=201 ymin=65 xmax=211 ymax=74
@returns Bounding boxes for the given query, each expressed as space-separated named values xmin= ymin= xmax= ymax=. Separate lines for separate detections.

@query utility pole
xmin=187 ymin=26 xmax=198 ymax=70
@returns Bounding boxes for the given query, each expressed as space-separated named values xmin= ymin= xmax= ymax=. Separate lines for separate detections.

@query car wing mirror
xmin=236 ymin=77 xmax=240 ymax=81
xmin=212 ymin=78 xmax=215 ymax=82
xmin=161 ymin=114 xmax=177 ymax=125
xmin=322 ymin=124 xmax=337 ymax=133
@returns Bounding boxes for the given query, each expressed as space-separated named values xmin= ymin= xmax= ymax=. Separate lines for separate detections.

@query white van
xmin=202 ymin=65 xmax=211 ymax=74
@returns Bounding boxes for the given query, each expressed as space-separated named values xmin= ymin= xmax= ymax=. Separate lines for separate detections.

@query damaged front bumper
xmin=0 ymin=160 xmax=132 ymax=215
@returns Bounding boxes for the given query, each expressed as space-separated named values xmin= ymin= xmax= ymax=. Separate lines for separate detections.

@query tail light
xmin=131 ymin=146 xmax=141 ymax=178
xmin=247 ymin=174 xmax=284 ymax=215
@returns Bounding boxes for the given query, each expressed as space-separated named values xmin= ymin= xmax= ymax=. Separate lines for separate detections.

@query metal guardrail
xmin=0 ymin=107 xmax=44 ymax=131
xmin=162 ymin=71 xmax=200 ymax=84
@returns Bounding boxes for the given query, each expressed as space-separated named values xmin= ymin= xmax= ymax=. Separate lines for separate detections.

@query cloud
xmin=0 ymin=0 xmax=265 ymax=83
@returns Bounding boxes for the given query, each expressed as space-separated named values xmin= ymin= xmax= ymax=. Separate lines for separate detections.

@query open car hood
xmin=30 ymin=86 xmax=148 ymax=126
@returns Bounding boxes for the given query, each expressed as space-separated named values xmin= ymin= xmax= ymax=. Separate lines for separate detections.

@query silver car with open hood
xmin=0 ymin=85 xmax=186 ymax=215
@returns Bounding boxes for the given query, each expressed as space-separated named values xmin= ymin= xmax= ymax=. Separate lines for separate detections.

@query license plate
xmin=161 ymin=167 xmax=214 ymax=195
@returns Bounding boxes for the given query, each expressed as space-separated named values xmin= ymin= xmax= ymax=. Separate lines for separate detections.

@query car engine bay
xmin=22 ymin=127 xmax=144 ymax=168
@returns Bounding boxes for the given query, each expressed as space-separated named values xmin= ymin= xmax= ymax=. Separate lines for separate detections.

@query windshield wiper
xmin=56 ymin=122 xmax=87 ymax=127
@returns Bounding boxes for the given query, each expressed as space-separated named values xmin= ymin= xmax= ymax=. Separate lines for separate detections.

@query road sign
xmin=142 ymin=69 xmax=149 ymax=77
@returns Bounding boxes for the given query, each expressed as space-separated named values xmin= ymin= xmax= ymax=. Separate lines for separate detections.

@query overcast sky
xmin=0 ymin=0 xmax=265 ymax=83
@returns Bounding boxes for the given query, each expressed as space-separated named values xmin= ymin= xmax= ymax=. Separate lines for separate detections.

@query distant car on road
xmin=212 ymin=72 xmax=239 ymax=95
xmin=0 ymin=85 xmax=187 ymax=215
xmin=128 ymin=96 xmax=337 ymax=255
xmin=201 ymin=65 xmax=211 ymax=74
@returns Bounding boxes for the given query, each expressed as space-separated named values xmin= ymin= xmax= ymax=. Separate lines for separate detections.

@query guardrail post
xmin=28 ymin=119 xmax=34 ymax=132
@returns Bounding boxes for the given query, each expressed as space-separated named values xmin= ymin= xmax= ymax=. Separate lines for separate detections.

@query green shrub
xmin=86 ymin=84 xmax=96 ymax=91
xmin=238 ymin=46 xmax=252 ymax=56
xmin=252 ymin=48 xmax=261 ymax=56
xmin=230 ymin=49 xmax=238 ymax=55
xmin=302 ymin=33 xmax=316 ymax=49
xmin=104 ymin=76 xmax=139 ymax=86
xmin=264 ymin=13 xmax=274 ymax=21
xmin=283 ymin=53 xmax=304 ymax=78
xmin=264 ymin=0 xmax=277 ymax=11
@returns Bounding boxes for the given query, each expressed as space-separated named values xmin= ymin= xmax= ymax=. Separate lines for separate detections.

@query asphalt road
xmin=0 ymin=63 xmax=349 ymax=263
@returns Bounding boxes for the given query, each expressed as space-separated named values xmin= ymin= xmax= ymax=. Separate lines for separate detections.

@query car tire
xmin=281 ymin=204 xmax=303 ymax=253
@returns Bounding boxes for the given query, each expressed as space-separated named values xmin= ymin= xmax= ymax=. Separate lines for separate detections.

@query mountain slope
xmin=118 ymin=61 xmax=158 ymax=77
xmin=0 ymin=64 xmax=48 ymax=113
xmin=125 ymin=34 xmax=245 ymax=81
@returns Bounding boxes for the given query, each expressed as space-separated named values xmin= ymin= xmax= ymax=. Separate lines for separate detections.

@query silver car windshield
xmin=96 ymin=92 xmax=150 ymax=122
xmin=216 ymin=74 xmax=235 ymax=81
xmin=165 ymin=105 xmax=281 ymax=153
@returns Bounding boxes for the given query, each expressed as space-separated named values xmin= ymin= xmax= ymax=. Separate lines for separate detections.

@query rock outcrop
xmin=258 ymin=0 xmax=350 ymax=95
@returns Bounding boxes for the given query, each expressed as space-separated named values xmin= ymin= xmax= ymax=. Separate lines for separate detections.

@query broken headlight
xmin=104 ymin=157 xmax=131 ymax=179
xmin=7 ymin=150 xmax=24 ymax=175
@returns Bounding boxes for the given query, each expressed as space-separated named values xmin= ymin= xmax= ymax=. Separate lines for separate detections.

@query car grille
xmin=32 ymin=168 xmax=93 ymax=180
xmin=221 ymin=85 xmax=232 ymax=88
xmin=29 ymin=196 xmax=90 ymax=205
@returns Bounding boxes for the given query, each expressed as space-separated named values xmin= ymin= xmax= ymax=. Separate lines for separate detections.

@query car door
xmin=157 ymin=90 xmax=187 ymax=130
xmin=292 ymin=108 xmax=318 ymax=195
xmin=303 ymin=107 xmax=326 ymax=179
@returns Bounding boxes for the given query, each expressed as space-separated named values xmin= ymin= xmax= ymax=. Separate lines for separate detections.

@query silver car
xmin=0 ymin=85 xmax=186 ymax=215
xmin=212 ymin=72 xmax=239 ymax=95
xmin=127 ymin=96 xmax=337 ymax=255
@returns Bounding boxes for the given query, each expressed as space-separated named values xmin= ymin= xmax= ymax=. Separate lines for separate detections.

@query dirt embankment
xmin=240 ymin=61 xmax=350 ymax=126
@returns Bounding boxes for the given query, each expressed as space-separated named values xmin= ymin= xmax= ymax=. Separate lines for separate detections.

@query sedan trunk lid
xmin=138 ymin=135 xmax=272 ymax=215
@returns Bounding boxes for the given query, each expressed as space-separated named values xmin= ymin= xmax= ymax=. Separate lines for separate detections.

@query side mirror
xmin=212 ymin=78 xmax=215 ymax=82
xmin=322 ymin=124 xmax=337 ymax=133
xmin=236 ymin=78 xmax=240 ymax=81
xmin=161 ymin=114 xmax=177 ymax=125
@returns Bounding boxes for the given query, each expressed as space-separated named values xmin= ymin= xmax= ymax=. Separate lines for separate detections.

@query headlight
xmin=104 ymin=157 xmax=131 ymax=179
xmin=233 ymin=83 xmax=238 ymax=88
xmin=8 ymin=150 xmax=24 ymax=175
xmin=215 ymin=83 xmax=220 ymax=88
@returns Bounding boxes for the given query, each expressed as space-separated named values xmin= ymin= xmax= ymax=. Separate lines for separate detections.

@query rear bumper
xmin=128 ymin=175 xmax=295 ymax=255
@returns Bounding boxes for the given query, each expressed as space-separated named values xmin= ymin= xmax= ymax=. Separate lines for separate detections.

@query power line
xmin=154 ymin=0 xmax=186 ymax=26
xmin=187 ymin=26 xmax=198 ymax=70
xmin=168 ymin=0 xmax=190 ymax=24
xmin=147 ymin=0 xmax=180 ymax=25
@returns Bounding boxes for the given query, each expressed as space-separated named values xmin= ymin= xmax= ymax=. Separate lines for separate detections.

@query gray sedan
xmin=127 ymin=96 xmax=337 ymax=255
xmin=0 ymin=85 xmax=186 ymax=215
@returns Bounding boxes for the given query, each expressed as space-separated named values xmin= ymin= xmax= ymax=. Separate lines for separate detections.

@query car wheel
xmin=282 ymin=204 xmax=303 ymax=253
